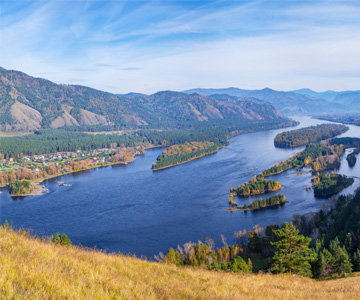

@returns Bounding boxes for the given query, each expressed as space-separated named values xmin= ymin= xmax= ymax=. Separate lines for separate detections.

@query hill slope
xmin=333 ymin=91 xmax=360 ymax=109
xmin=184 ymin=87 xmax=346 ymax=115
xmin=1 ymin=228 xmax=359 ymax=300
xmin=0 ymin=67 xmax=288 ymax=132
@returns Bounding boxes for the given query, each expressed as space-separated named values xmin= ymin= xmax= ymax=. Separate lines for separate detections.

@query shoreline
xmin=10 ymin=183 xmax=49 ymax=197
xmin=0 ymin=159 xmax=135 ymax=190
xmin=0 ymin=120 xmax=296 ymax=188
xmin=151 ymin=149 xmax=220 ymax=171
xmin=236 ymin=185 xmax=282 ymax=197
xmin=226 ymin=201 xmax=287 ymax=212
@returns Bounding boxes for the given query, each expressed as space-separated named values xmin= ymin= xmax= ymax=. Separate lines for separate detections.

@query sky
xmin=1 ymin=0 xmax=360 ymax=94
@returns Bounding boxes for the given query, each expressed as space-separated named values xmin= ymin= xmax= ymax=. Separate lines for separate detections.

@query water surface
xmin=1 ymin=116 xmax=360 ymax=258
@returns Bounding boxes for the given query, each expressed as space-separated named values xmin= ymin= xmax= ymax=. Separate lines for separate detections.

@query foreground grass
xmin=1 ymin=228 xmax=359 ymax=300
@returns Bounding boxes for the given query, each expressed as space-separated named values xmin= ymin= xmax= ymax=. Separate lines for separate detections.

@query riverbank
xmin=2 ymin=116 xmax=360 ymax=257
xmin=226 ymin=201 xmax=287 ymax=211
xmin=152 ymin=147 xmax=220 ymax=171
xmin=0 ymin=158 xmax=136 ymax=190
xmin=10 ymin=183 xmax=49 ymax=197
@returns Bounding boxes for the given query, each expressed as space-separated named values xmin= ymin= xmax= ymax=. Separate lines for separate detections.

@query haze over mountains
xmin=0 ymin=67 xmax=359 ymax=132
xmin=184 ymin=87 xmax=358 ymax=115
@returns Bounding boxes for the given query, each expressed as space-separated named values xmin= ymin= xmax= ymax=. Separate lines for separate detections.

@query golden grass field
xmin=1 ymin=227 xmax=359 ymax=300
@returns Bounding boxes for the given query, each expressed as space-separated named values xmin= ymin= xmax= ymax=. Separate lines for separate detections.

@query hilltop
xmin=184 ymin=87 xmax=350 ymax=115
xmin=0 ymin=67 xmax=288 ymax=132
xmin=1 ymin=227 xmax=359 ymax=300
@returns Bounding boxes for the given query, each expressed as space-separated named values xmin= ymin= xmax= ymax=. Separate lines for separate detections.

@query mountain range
xmin=184 ymin=87 xmax=358 ymax=115
xmin=1 ymin=67 xmax=359 ymax=132
xmin=0 ymin=67 xmax=287 ymax=132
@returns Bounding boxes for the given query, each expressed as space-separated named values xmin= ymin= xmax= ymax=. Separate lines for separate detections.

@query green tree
xmin=271 ymin=222 xmax=316 ymax=277
xmin=164 ymin=248 xmax=183 ymax=265
xmin=353 ymin=249 xmax=360 ymax=272
xmin=52 ymin=233 xmax=72 ymax=246
xmin=333 ymin=246 xmax=352 ymax=275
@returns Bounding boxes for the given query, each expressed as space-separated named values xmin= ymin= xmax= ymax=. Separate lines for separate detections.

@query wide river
xmin=1 ymin=116 xmax=360 ymax=258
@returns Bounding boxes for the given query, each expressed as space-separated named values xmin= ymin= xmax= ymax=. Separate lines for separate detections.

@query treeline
xmin=346 ymin=152 xmax=357 ymax=167
xmin=317 ymin=114 xmax=360 ymax=127
xmin=274 ymin=124 xmax=348 ymax=148
xmin=0 ymin=118 xmax=297 ymax=159
xmin=0 ymin=128 xmax=228 ymax=159
xmin=152 ymin=142 xmax=220 ymax=170
xmin=231 ymin=175 xmax=281 ymax=197
xmin=261 ymin=143 xmax=338 ymax=177
xmin=233 ymin=194 xmax=287 ymax=211
xmin=312 ymin=173 xmax=354 ymax=198
xmin=0 ymin=148 xmax=137 ymax=186
xmin=9 ymin=180 xmax=32 ymax=195
xmin=161 ymin=189 xmax=360 ymax=278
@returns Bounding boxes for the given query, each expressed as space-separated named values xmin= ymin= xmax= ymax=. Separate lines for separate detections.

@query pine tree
xmin=334 ymin=246 xmax=353 ymax=275
xmin=352 ymin=249 xmax=360 ymax=271
xmin=271 ymin=222 xmax=316 ymax=277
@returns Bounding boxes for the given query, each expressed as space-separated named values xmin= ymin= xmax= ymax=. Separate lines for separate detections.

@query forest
xmin=347 ymin=151 xmax=357 ymax=167
xmin=159 ymin=188 xmax=360 ymax=278
xmin=312 ymin=173 xmax=354 ymax=198
xmin=231 ymin=175 xmax=282 ymax=197
xmin=9 ymin=180 xmax=32 ymax=195
xmin=0 ymin=119 xmax=296 ymax=159
xmin=228 ymin=194 xmax=287 ymax=211
xmin=261 ymin=143 xmax=342 ymax=177
xmin=152 ymin=142 xmax=220 ymax=170
xmin=317 ymin=114 xmax=360 ymax=127
xmin=274 ymin=124 xmax=348 ymax=148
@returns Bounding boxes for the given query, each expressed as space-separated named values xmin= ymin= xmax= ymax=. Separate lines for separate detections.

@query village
xmin=0 ymin=146 xmax=141 ymax=188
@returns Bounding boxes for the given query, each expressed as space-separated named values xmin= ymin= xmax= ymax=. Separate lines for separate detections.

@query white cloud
xmin=1 ymin=0 xmax=359 ymax=93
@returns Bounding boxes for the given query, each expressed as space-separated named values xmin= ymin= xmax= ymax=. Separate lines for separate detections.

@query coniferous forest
xmin=160 ymin=189 xmax=360 ymax=278
xmin=274 ymin=124 xmax=348 ymax=148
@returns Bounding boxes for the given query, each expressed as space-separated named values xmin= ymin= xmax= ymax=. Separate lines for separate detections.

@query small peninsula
xmin=9 ymin=180 xmax=48 ymax=196
xmin=152 ymin=141 xmax=220 ymax=170
xmin=274 ymin=124 xmax=348 ymax=148
xmin=312 ymin=173 xmax=354 ymax=198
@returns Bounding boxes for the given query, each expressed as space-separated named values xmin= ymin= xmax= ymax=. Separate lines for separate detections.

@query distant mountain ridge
xmin=184 ymin=87 xmax=350 ymax=115
xmin=0 ymin=67 xmax=288 ymax=132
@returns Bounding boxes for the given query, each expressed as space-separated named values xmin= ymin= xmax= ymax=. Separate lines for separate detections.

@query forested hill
xmin=0 ymin=67 xmax=288 ymax=132
xmin=184 ymin=87 xmax=348 ymax=115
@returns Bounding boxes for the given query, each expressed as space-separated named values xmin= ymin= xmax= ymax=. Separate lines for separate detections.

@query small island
xmin=9 ymin=180 xmax=48 ymax=196
xmin=312 ymin=173 xmax=354 ymax=198
xmin=230 ymin=175 xmax=282 ymax=197
xmin=152 ymin=141 xmax=220 ymax=170
xmin=347 ymin=152 xmax=357 ymax=167
xmin=227 ymin=194 xmax=286 ymax=211
xmin=274 ymin=124 xmax=348 ymax=148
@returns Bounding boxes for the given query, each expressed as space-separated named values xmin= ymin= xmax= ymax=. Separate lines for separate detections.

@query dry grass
xmin=0 ymin=228 xmax=359 ymax=300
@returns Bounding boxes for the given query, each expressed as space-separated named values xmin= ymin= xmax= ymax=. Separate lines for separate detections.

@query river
xmin=1 ymin=116 xmax=360 ymax=258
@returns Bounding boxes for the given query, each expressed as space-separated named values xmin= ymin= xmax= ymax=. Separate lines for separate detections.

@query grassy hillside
xmin=1 ymin=228 xmax=360 ymax=299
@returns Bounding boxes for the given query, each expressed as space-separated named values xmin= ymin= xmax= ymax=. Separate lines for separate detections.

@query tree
xmin=52 ymin=233 xmax=72 ymax=246
xmin=353 ymin=249 xmax=360 ymax=272
xmin=164 ymin=248 xmax=183 ymax=265
xmin=333 ymin=246 xmax=352 ymax=275
xmin=271 ymin=222 xmax=316 ymax=277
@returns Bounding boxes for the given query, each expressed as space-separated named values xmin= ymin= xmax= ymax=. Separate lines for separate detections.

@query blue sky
xmin=1 ymin=0 xmax=360 ymax=93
